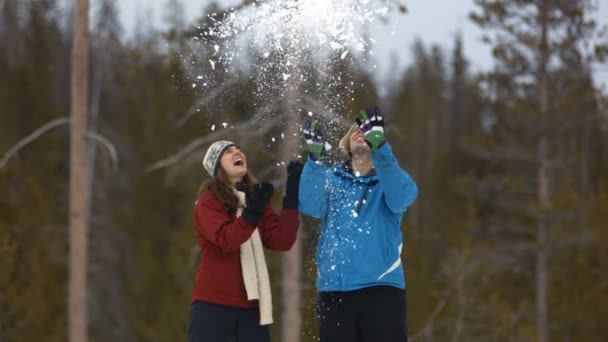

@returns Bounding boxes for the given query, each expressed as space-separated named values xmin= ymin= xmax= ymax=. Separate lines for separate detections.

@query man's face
xmin=349 ymin=126 xmax=370 ymax=154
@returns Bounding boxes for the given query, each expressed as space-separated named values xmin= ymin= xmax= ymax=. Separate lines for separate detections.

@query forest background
xmin=1 ymin=0 xmax=608 ymax=341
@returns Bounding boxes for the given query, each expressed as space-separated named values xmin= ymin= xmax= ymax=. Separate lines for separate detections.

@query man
xmin=299 ymin=106 xmax=418 ymax=342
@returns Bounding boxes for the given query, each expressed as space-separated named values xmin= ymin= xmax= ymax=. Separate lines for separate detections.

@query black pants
xmin=317 ymin=286 xmax=407 ymax=342
xmin=188 ymin=301 xmax=270 ymax=342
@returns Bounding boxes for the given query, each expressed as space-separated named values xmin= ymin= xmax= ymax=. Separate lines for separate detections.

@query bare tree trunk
xmin=1 ymin=0 xmax=20 ymax=67
xmin=281 ymin=80 xmax=303 ymax=342
xmin=69 ymin=1 xmax=90 ymax=341
xmin=450 ymin=271 xmax=466 ymax=342
xmin=536 ymin=138 xmax=549 ymax=342
xmin=536 ymin=1 xmax=549 ymax=341
xmin=580 ymin=116 xmax=591 ymax=194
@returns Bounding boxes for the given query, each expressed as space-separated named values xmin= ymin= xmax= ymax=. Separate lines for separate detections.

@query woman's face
xmin=349 ymin=126 xmax=370 ymax=154
xmin=219 ymin=145 xmax=247 ymax=183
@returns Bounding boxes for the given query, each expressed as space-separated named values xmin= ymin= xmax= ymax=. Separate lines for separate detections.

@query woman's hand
xmin=283 ymin=160 xmax=303 ymax=209
xmin=241 ymin=182 xmax=274 ymax=225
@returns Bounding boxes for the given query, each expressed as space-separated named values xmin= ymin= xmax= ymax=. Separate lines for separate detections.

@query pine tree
xmin=470 ymin=1 xmax=608 ymax=340
xmin=1 ymin=1 xmax=70 ymax=340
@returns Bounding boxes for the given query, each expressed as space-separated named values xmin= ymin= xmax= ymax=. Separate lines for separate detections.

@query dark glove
xmin=241 ymin=182 xmax=274 ymax=225
xmin=283 ymin=160 xmax=303 ymax=209
xmin=303 ymin=119 xmax=326 ymax=161
xmin=355 ymin=106 xmax=386 ymax=152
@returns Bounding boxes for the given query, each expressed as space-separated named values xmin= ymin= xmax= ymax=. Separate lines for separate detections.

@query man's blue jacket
xmin=299 ymin=142 xmax=418 ymax=292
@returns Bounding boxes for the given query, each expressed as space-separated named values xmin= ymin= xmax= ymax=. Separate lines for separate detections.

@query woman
xmin=189 ymin=140 xmax=302 ymax=342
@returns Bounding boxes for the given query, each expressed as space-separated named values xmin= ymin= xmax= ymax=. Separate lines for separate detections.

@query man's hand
xmin=303 ymin=119 xmax=326 ymax=161
xmin=355 ymin=106 xmax=385 ymax=152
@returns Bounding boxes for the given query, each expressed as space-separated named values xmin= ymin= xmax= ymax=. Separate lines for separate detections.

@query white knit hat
xmin=202 ymin=140 xmax=237 ymax=177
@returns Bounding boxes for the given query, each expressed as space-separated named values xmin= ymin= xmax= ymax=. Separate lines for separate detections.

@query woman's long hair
xmin=198 ymin=166 xmax=256 ymax=215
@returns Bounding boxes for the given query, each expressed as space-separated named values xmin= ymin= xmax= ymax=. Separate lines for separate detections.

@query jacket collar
xmin=333 ymin=160 xmax=377 ymax=184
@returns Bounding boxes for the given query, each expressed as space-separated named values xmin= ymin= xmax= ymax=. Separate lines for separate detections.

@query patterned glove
xmin=241 ymin=182 xmax=274 ymax=225
xmin=355 ymin=106 xmax=385 ymax=152
xmin=303 ymin=119 xmax=326 ymax=161
xmin=283 ymin=160 xmax=303 ymax=209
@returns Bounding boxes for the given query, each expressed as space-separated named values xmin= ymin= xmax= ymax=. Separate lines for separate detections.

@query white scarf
xmin=236 ymin=191 xmax=273 ymax=325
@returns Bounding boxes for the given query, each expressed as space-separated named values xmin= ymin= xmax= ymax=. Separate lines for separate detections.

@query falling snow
xmin=185 ymin=0 xmax=392 ymax=124
xmin=330 ymin=42 xmax=343 ymax=50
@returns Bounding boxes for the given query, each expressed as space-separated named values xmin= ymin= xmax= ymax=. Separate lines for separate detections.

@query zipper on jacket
xmin=355 ymin=180 xmax=379 ymax=215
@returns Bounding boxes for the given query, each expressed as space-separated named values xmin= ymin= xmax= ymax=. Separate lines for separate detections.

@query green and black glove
xmin=355 ymin=106 xmax=386 ymax=152
xmin=303 ymin=119 xmax=326 ymax=161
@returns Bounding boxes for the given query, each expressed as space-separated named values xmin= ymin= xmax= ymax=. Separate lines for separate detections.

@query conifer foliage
xmin=0 ymin=1 xmax=607 ymax=341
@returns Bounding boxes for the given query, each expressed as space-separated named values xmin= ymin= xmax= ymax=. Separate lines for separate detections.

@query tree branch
xmin=463 ymin=144 xmax=537 ymax=164
xmin=409 ymin=296 xmax=448 ymax=342
xmin=87 ymin=132 xmax=119 ymax=171
xmin=175 ymin=79 xmax=238 ymax=128
xmin=146 ymin=110 xmax=282 ymax=172
xmin=0 ymin=117 xmax=69 ymax=168
xmin=1 ymin=117 xmax=119 ymax=171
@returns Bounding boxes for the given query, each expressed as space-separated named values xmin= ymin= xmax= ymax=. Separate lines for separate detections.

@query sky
xmin=117 ymin=0 xmax=608 ymax=88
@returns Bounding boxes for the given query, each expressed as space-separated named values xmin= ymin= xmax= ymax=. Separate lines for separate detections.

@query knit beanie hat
xmin=338 ymin=124 xmax=358 ymax=157
xmin=202 ymin=140 xmax=237 ymax=177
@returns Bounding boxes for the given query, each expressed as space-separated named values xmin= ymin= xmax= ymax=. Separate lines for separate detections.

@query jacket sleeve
xmin=298 ymin=159 xmax=328 ymax=219
xmin=258 ymin=206 xmax=300 ymax=251
xmin=372 ymin=142 xmax=418 ymax=214
xmin=194 ymin=193 xmax=256 ymax=253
